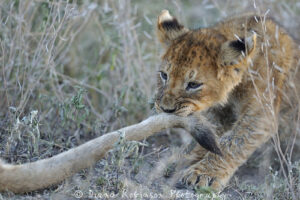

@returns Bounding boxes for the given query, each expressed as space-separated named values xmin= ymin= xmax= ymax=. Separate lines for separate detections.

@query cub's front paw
xmin=177 ymin=161 xmax=229 ymax=192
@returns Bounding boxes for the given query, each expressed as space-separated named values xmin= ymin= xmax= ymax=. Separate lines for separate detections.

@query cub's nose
xmin=160 ymin=106 xmax=176 ymax=113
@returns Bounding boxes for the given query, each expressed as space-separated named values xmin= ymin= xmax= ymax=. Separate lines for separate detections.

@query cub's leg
xmin=185 ymin=145 xmax=208 ymax=165
xmin=180 ymin=103 xmax=275 ymax=191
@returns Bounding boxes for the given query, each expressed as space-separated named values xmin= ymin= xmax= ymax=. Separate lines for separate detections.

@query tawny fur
xmin=0 ymin=114 xmax=190 ymax=193
xmin=155 ymin=10 xmax=300 ymax=191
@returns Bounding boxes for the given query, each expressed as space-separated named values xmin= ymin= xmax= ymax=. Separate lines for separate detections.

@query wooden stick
xmin=0 ymin=113 xmax=187 ymax=193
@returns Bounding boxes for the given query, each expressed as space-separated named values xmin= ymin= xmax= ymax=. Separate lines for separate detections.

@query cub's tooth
xmin=159 ymin=10 xmax=173 ymax=23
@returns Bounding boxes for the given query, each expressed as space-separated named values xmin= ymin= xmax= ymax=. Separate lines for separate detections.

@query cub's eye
xmin=159 ymin=71 xmax=168 ymax=81
xmin=186 ymin=82 xmax=203 ymax=90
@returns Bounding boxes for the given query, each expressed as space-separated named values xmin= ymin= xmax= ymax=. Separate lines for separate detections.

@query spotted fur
xmin=155 ymin=10 xmax=299 ymax=191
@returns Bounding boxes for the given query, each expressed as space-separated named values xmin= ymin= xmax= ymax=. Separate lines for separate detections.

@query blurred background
xmin=0 ymin=0 xmax=300 ymax=199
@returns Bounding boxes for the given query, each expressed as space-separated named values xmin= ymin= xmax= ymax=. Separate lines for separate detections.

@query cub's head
xmin=155 ymin=10 xmax=256 ymax=116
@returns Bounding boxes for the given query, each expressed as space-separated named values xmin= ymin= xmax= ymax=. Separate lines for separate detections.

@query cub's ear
xmin=217 ymin=33 xmax=257 ymax=80
xmin=156 ymin=10 xmax=189 ymax=48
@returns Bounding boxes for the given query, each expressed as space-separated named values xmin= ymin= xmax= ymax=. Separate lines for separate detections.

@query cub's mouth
xmin=154 ymin=101 xmax=194 ymax=117
xmin=155 ymin=102 xmax=176 ymax=113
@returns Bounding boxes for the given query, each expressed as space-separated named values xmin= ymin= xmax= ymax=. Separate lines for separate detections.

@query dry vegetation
xmin=0 ymin=0 xmax=300 ymax=199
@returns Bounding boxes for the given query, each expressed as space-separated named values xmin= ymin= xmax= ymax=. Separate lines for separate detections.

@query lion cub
xmin=155 ymin=10 xmax=299 ymax=191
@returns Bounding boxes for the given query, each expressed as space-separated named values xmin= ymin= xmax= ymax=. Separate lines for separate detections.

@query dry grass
xmin=0 ymin=0 xmax=300 ymax=199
